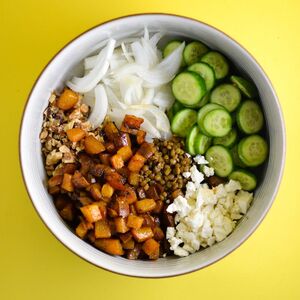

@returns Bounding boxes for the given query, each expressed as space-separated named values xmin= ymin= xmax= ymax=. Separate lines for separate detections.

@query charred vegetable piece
xmin=128 ymin=153 xmax=146 ymax=172
xmin=104 ymin=172 xmax=126 ymax=190
xmin=80 ymin=204 xmax=102 ymax=223
xmin=104 ymin=121 xmax=119 ymax=141
xmin=72 ymin=171 xmax=90 ymax=189
xmin=94 ymin=220 xmax=111 ymax=238
xmin=66 ymin=128 xmax=86 ymax=142
xmin=89 ymin=183 xmax=102 ymax=201
xmin=117 ymin=186 xmax=137 ymax=204
xmin=142 ymin=238 xmax=160 ymax=260
xmin=127 ymin=215 xmax=144 ymax=229
xmin=84 ymin=135 xmax=105 ymax=154
xmin=134 ymin=199 xmax=156 ymax=214
xmin=101 ymin=183 xmax=114 ymax=198
xmin=61 ymin=173 xmax=74 ymax=192
xmin=110 ymin=154 xmax=124 ymax=169
xmin=56 ymin=89 xmax=79 ymax=110
xmin=114 ymin=217 xmax=129 ymax=233
xmin=131 ymin=227 xmax=154 ymax=242
xmin=94 ymin=238 xmax=124 ymax=256
xmin=117 ymin=146 xmax=133 ymax=161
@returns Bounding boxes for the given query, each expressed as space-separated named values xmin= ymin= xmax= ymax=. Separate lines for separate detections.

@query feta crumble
xmin=166 ymin=158 xmax=253 ymax=257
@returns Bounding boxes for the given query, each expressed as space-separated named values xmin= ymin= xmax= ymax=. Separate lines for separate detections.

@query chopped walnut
xmin=62 ymin=152 xmax=75 ymax=163
xmin=46 ymin=150 xmax=62 ymax=165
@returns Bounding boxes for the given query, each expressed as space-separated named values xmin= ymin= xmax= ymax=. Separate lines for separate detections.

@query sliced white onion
xmin=105 ymin=86 xmax=127 ymax=109
xmin=88 ymin=84 xmax=108 ymax=128
xmin=66 ymin=39 xmax=116 ymax=93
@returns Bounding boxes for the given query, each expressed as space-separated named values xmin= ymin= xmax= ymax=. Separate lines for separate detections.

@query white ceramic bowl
xmin=20 ymin=14 xmax=286 ymax=278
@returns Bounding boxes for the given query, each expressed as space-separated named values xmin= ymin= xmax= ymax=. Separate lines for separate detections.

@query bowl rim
xmin=19 ymin=12 xmax=286 ymax=278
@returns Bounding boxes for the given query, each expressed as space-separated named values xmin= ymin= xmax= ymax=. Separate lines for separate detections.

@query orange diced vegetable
xmin=94 ymin=238 xmax=124 ymax=256
xmin=145 ymin=185 xmax=160 ymax=200
xmin=153 ymin=227 xmax=165 ymax=241
xmin=123 ymin=239 xmax=135 ymax=250
xmin=80 ymin=204 xmax=102 ymax=223
xmin=131 ymin=227 xmax=154 ymax=242
xmin=49 ymin=186 xmax=60 ymax=195
xmin=90 ymin=163 xmax=107 ymax=177
xmin=105 ymin=142 xmax=116 ymax=153
xmin=137 ymin=142 xmax=155 ymax=159
xmin=127 ymin=244 xmax=142 ymax=260
xmin=76 ymin=219 xmax=93 ymax=238
xmin=118 ymin=186 xmax=137 ymax=204
xmin=84 ymin=135 xmax=105 ymax=154
xmin=152 ymin=200 xmax=164 ymax=214
xmin=94 ymin=220 xmax=111 ymax=238
xmin=61 ymin=173 xmax=74 ymax=192
xmin=110 ymin=154 xmax=124 ymax=169
xmin=128 ymin=153 xmax=146 ymax=172
xmin=119 ymin=232 xmax=132 ymax=244
xmin=79 ymin=153 xmax=93 ymax=175
xmin=142 ymin=238 xmax=160 ymax=260
xmin=103 ymin=121 xmax=119 ymax=141
xmin=66 ymin=128 xmax=86 ymax=142
xmin=136 ymin=130 xmax=146 ymax=144
xmin=89 ymin=183 xmax=102 ymax=201
xmin=117 ymin=146 xmax=133 ymax=161
xmin=127 ymin=215 xmax=144 ymax=229
xmin=48 ymin=175 xmax=63 ymax=188
xmin=62 ymin=163 xmax=77 ymax=175
xmin=130 ymin=204 xmax=137 ymax=215
xmin=115 ymin=197 xmax=130 ymax=217
xmin=72 ymin=170 xmax=90 ymax=189
xmin=96 ymin=201 xmax=107 ymax=219
xmin=57 ymin=89 xmax=79 ymax=110
xmin=59 ymin=203 xmax=74 ymax=222
xmin=114 ymin=217 xmax=129 ymax=233
xmin=105 ymin=172 xmax=126 ymax=190
xmin=142 ymin=214 xmax=156 ymax=228
xmin=101 ymin=183 xmax=114 ymax=198
xmin=78 ymin=196 xmax=93 ymax=206
xmin=107 ymin=207 xmax=118 ymax=218
xmin=123 ymin=114 xmax=144 ymax=129
xmin=99 ymin=153 xmax=111 ymax=165
xmin=134 ymin=199 xmax=156 ymax=214
xmin=87 ymin=232 xmax=96 ymax=243
xmin=128 ymin=172 xmax=140 ymax=186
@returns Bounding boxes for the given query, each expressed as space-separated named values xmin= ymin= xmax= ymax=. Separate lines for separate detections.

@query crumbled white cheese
xmin=166 ymin=164 xmax=253 ymax=257
xmin=182 ymin=171 xmax=191 ymax=178
xmin=193 ymin=155 xmax=208 ymax=165
xmin=203 ymin=165 xmax=214 ymax=177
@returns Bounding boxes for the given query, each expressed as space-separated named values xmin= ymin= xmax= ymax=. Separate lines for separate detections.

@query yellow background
xmin=1 ymin=0 xmax=299 ymax=299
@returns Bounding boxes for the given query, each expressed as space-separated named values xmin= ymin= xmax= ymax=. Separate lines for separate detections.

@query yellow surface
xmin=1 ymin=0 xmax=299 ymax=299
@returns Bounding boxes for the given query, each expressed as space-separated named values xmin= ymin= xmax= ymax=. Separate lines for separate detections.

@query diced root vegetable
xmin=94 ymin=238 xmax=124 ymax=256
xmin=117 ymin=146 xmax=133 ymax=161
xmin=127 ymin=215 xmax=144 ymax=229
xmin=59 ymin=203 xmax=74 ymax=221
xmin=110 ymin=154 xmax=124 ymax=169
xmin=117 ymin=187 xmax=137 ymax=204
xmin=131 ymin=227 xmax=154 ymax=242
xmin=152 ymin=200 xmax=164 ymax=214
xmin=136 ymin=130 xmax=146 ymax=144
xmin=96 ymin=201 xmax=107 ymax=219
xmin=76 ymin=220 xmax=93 ymax=238
xmin=115 ymin=198 xmax=130 ymax=217
xmin=105 ymin=172 xmax=126 ymax=190
xmin=137 ymin=142 xmax=155 ymax=159
xmin=134 ymin=199 xmax=156 ymax=213
xmin=80 ymin=204 xmax=102 ymax=223
xmin=122 ymin=239 xmax=135 ymax=250
xmin=142 ymin=238 xmax=160 ymax=260
xmin=113 ymin=132 xmax=132 ymax=149
xmin=89 ymin=183 xmax=102 ymax=201
xmin=57 ymin=89 xmax=79 ymax=110
xmin=153 ymin=226 xmax=165 ymax=241
xmin=119 ymin=232 xmax=132 ymax=243
xmin=128 ymin=172 xmax=140 ymax=186
xmin=99 ymin=153 xmax=111 ymax=165
xmin=114 ymin=217 xmax=129 ymax=233
xmin=48 ymin=175 xmax=63 ymax=188
xmin=104 ymin=121 xmax=119 ymax=141
xmin=66 ymin=128 xmax=86 ymax=142
xmin=121 ymin=115 xmax=144 ymax=133
xmin=72 ymin=171 xmax=90 ymax=189
xmin=61 ymin=173 xmax=74 ymax=192
xmin=127 ymin=244 xmax=141 ymax=260
xmin=94 ymin=220 xmax=111 ymax=238
xmin=101 ymin=183 xmax=114 ymax=198
xmin=84 ymin=135 xmax=105 ymax=154
xmin=128 ymin=153 xmax=146 ymax=172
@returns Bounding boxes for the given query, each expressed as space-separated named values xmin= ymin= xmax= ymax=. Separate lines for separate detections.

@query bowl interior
xmin=20 ymin=14 xmax=285 ymax=277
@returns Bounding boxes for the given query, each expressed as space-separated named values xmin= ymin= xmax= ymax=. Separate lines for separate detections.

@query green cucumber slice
xmin=197 ymin=103 xmax=224 ymax=125
xmin=171 ymin=108 xmax=198 ymax=138
xmin=237 ymin=100 xmax=264 ymax=134
xmin=231 ymin=145 xmax=247 ymax=168
xmin=186 ymin=125 xmax=200 ymax=155
xmin=188 ymin=62 xmax=215 ymax=91
xmin=172 ymin=71 xmax=207 ymax=106
xmin=210 ymin=84 xmax=241 ymax=112
xmin=194 ymin=133 xmax=212 ymax=155
xmin=183 ymin=41 xmax=209 ymax=65
xmin=213 ymin=128 xmax=237 ymax=148
xmin=163 ymin=40 xmax=185 ymax=67
xmin=230 ymin=75 xmax=258 ymax=98
xmin=185 ymin=92 xmax=211 ymax=109
xmin=172 ymin=101 xmax=184 ymax=114
xmin=201 ymin=51 xmax=229 ymax=80
xmin=202 ymin=109 xmax=232 ymax=137
xmin=205 ymin=145 xmax=233 ymax=177
xmin=238 ymin=135 xmax=268 ymax=167
xmin=229 ymin=169 xmax=257 ymax=191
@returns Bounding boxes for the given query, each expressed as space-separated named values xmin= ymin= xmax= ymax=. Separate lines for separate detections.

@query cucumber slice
xmin=197 ymin=103 xmax=224 ymax=126
xmin=185 ymin=92 xmax=210 ymax=109
xmin=237 ymin=100 xmax=264 ymax=134
xmin=167 ymin=108 xmax=174 ymax=122
xmin=213 ymin=128 xmax=237 ymax=148
xmin=186 ymin=125 xmax=200 ymax=155
xmin=171 ymin=108 xmax=198 ymax=138
xmin=163 ymin=40 xmax=186 ymax=67
xmin=238 ymin=135 xmax=268 ymax=167
xmin=205 ymin=145 xmax=233 ymax=177
xmin=230 ymin=75 xmax=258 ymax=98
xmin=172 ymin=71 xmax=207 ymax=106
xmin=188 ymin=62 xmax=215 ymax=91
xmin=229 ymin=169 xmax=257 ymax=191
xmin=201 ymin=51 xmax=229 ymax=80
xmin=210 ymin=84 xmax=241 ymax=112
xmin=202 ymin=109 xmax=232 ymax=137
xmin=231 ymin=145 xmax=247 ymax=168
xmin=194 ymin=133 xmax=212 ymax=155
xmin=183 ymin=41 xmax=209 ymax=65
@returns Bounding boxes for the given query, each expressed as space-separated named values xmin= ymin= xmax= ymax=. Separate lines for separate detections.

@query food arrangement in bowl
xmin=40 ymin=28 xmax=268 ymax=260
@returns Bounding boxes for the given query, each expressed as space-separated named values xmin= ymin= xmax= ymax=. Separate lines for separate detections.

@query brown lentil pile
xmin=139 ymin=137 xmax=193 ymax=201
